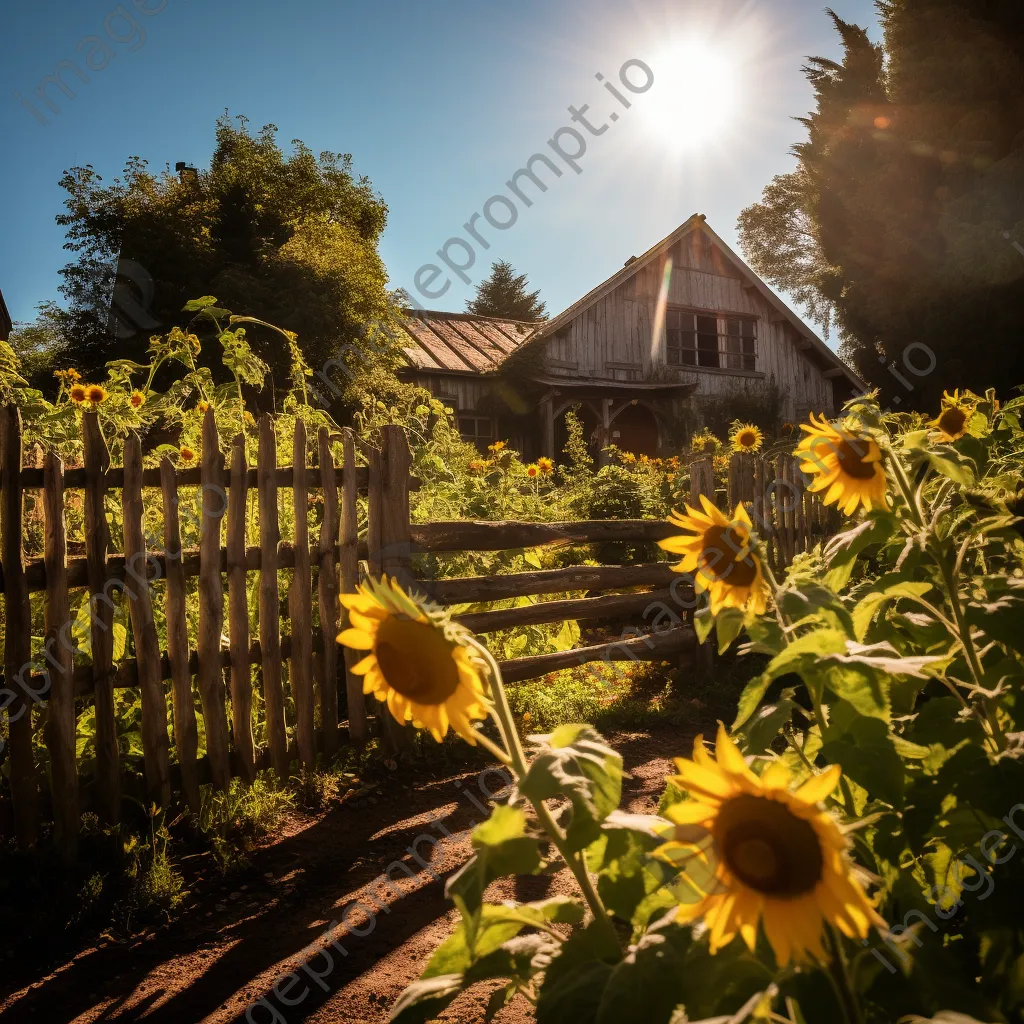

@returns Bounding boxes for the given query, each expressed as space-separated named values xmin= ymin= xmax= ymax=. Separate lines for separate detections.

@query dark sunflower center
xmin=699 ymin=525 xmax=757 ymax=587
xmin=938 ymin=407 xmax=967 ymax=437
xmin=374 ymin=616 xmax=461 ymax=704
xmin=835 ymin=436 xmax=878 ymax=480
xmin=738 ymin=431 xmax=757 ymax=447
xmin=716 ymin=795 xmax=823 ymax=898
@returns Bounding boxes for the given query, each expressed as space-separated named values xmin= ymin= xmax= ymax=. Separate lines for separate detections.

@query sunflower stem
xmin=468 ymin=637 xmax=621 ymax=954
xmin=472 ymin=728 xmax=513 ymax=767
xmin=825 ymin=925 xmax=863 ymax=1024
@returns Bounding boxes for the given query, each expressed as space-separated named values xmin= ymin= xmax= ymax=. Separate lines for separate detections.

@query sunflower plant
xmin=366 ymin=386 xmax=1024 ymax=1024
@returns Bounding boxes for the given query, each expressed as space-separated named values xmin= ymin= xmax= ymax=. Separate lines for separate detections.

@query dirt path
xmin=0 ymin=729 xmax=688 ymax=1024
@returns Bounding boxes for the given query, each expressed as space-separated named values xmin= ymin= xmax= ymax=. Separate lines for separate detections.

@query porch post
xmin=540 ymin=392 xmax=555 ymax=459
xmin=598 ymin=397 xmax=612 ymax=466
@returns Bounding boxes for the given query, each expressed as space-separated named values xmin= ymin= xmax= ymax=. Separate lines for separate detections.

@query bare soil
xmin=0 ymin=727 xmax=691 ymax=1024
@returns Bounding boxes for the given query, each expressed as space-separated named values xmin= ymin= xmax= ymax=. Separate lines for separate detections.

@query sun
xmin=641 ymin=40 xmax=742 ymax=151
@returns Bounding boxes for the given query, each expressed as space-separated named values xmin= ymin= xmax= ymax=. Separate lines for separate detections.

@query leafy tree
xmin=466 ymin=261 xmax=547 ymax=321
xmin=52 ymin=114 xmax=400 ymax=397
xmin=8 ymin=303 xmax=74 ymax=390
xmin=738 ymin=4 xmax=1024 ymax=408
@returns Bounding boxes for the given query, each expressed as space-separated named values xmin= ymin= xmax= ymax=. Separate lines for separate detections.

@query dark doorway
xmin=610 ymin=403 xmax=659 ymax=457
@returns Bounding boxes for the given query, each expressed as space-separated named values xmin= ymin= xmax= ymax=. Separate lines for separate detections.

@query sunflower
xmin=537 ymin=456 xmax=554 ymax=475
xmin=620 ymin=451 xmax=637 ymax=465
xmin=929 ymin=389 xmax=975 ymax=442
xmin=337 ymin=576 xmax=490 ymax=743
xmin=731 ymin=423 xmax=764 ymax=453
xmin=488 ymin=440 xmax=507 ymax=454
xmin=55 ymin=368 xmax=81 ymax=383
xmin=526 ymin=464 xmax=540 ymax=479
xmin=178 ymin=446 xmax=197 ymax=464
xmin=197 ymin=400 xmax=210 ymax=414
xmin=69 ymin=384 xmax=88 ymax=405
xmin=659 ymin=497 xmax=770 ymax=615
xmin=795 ymin=414 xmax=888 ymax=516
xmin=130 ymin=391 xmax=145 ymax=409
xmin=655 ymin=725 xmax=885 ymax=965
xmin=467 ymin=458 xmax=486 ymax=474
xmin=85 ymin=384 xmax=108 ymax=406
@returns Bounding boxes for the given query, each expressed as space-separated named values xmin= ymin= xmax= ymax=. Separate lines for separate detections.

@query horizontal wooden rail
xmin=416 ymin=562 xmax=680 ymax=606
xmin=410 ymin=519 xmax=677 ymax=553
xmin=16 ymin=540 xmax=370 ymax=594
xmin=456 ymin=587 xmax=680 ymax=634
xmin=1 ymin=632 xmax=312 ymax=699
xmin=11 ymin=464 xmax=375 ymax=492
xmin=498 ymin=624 xmax=696 ymax=683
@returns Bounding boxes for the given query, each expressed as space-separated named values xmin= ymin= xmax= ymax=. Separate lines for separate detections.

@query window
xmin=458 ymin=414 xmax=495 ymax=449
xmin=665 ymin=309 xmax=756 ymax=371
xmin=724 ymin=318 xmax=756 ymax=371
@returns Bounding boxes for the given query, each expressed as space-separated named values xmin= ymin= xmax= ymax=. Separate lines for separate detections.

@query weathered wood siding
xmin=541 ymin=231 xmax=837 ymax=420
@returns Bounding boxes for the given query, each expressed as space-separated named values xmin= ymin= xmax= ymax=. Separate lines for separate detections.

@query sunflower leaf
xmin=850 ymin=575 xmax=935 ymax=642
xmin=520 ymin=725 xmax=623 ymax=853
xmin=389 ymin=974 xmax=464 ymax=1024
xmin=445 ymin=805 xmax=542 ymax=926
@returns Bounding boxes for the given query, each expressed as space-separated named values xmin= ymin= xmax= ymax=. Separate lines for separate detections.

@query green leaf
xmin=389 ymin=974 xmax=464 ymax=1023
xmin=924 ymin=448 xmax=976 ymax=487
xmin=693 ymin=605 xmax=715 ymax=645
xmin=851 ymin=575 xmax=935 ymax=642
xmin=595 ymin=934 xmax=684 ymax=1024
xmin=823 ymin=515 xmax=894 ymax=589
xmin=520 ymin=725 xmax=623 ymax=852
xmin=425 ymin=899 xmax=581 ymax=979
xmin=732 ymin=672 xmax=772 ymax=730
xmin=824 ymin=662 xmax=891 ymax=721
xmin=740 ymin=691 xmax=801 ymax=755
xmin=821 ymin=715 xmax=906 ymax=807
xmin=714 ymin=607 xmax=744 ymax=654
xmin=536 ymin=925 xmax=619 ymax=1024
xmin=182 ymin=295 xmax=220 ymax=311
xmin=762 ymin=628 xmax=848 ymax=683
xmin=446 ymin=805 xmax=543 ymax=926
xmin=965 ymin=588 xmax=1024 ymax=653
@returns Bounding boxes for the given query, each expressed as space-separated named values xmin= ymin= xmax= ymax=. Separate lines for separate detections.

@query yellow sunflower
xmin=178 ymin=446 xmax=197 ymax=464
xmin=730 ymin=423 xmax=764 ymax=454
xmin=655 ymin=725 xmax=885 ymax=965
xmin=130 ymin=390 xmax=145 ymax=409
xmin=337 ymin=576 xmax=491 ymax=744
xmin=488 ymin=440 xmax=507 ymax=454
xmin=69 ymin=384 xmax=88 ymax=405
xmin=537 ymin=456 xmax=554 ymax=475
xmin=795 ymin=414 xmax=888 ymax=516
xmin=85 ymin=384 xmax=108 ymax=406
xmin=526 ymin=464 xmax=540 ymax=479
xmin=929 ymin=389 xmax=975 ymax=442
xmin=659 ymin=497 xmax=770 ymax=615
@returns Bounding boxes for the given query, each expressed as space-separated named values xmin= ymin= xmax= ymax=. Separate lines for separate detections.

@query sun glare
xmin=642 ymin=41 xmax=742 ymax=152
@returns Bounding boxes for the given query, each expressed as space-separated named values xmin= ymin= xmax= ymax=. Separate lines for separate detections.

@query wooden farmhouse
xmin=396 ymin=215 xmax=864 ymax=459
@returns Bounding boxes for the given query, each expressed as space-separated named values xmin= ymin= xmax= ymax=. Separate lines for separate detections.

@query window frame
xmin=664 ymin=308 xmax=758 ymax=372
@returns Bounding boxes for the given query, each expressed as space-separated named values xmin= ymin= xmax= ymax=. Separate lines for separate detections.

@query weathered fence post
xmin=160 ymin=457 xmax=201 ymax=810
xmin=340 ymin=429 xmax=368 ymax=748
xmin=42 ymin=450 xmax=78 ymax=858
xmin=82 ymin=410 xmax=119 ymax=824
xmin=198 ymin=408 xmax=231 ymax=791
xmin=122 ymin=433 xmax=171 ymax=806
xmin=258 ymin=414 xmax=289 ymax=778
xmin=289 ymin=419 xmax=315 ymax=768
xmin=689 ymin=457 xmax=715 ymax=511
xmin=227 ymin=434 xmax=255 ymax=783
xmin=2 ymin=406 xmax=37 ymax=848
xmin=316 ymin=427 xmax=341 ymax=758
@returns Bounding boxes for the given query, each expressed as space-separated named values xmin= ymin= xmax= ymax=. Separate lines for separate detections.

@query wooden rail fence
xmin=1 ymin=404 xmax=834 ymax=856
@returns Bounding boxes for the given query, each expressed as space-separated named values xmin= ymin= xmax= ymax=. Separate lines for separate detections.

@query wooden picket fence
xmin=0 ymin=404 xmax=835 ymax=857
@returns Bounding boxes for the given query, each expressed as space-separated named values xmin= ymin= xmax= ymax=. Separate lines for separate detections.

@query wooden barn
xmin=396 ymin=215 xmax=864 ymax=459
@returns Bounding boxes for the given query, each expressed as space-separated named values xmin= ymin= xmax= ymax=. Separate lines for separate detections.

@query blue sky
xmin=1 ymin=0 xmax=881 ymax=342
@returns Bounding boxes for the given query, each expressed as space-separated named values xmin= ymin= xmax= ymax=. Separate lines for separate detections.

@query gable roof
xmin=525 ymin=214 xmax=866 ymax=395
xmin=397 ymin=309 xmax=536 ymax=374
